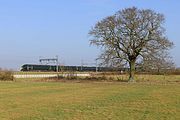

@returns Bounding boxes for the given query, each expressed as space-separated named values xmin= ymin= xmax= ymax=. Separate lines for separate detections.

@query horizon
xmin=0 ymin=0 xmax=180 ymax=70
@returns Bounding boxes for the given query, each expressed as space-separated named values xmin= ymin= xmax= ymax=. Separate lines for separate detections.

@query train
xmin=20 ymin=64 xmax=124 ymax=72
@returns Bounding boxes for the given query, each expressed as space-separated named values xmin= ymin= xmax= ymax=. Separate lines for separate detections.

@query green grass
xmin=0 ymin=81 xmax=179 ymax=120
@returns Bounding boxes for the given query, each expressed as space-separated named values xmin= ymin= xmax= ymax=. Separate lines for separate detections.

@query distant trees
xmin=89 ymin=7 xmax=174 ymax=82
xmin=138 ymin=51 xmax=175 ymax=74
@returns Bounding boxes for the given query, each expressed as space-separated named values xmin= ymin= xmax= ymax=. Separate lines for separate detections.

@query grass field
xmin=0 ymin=80 xmax=179 ymax=120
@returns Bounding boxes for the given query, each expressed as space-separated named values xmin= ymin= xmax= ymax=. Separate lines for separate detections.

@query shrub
xmin=0 ymin=70 xmax=14 ymax=81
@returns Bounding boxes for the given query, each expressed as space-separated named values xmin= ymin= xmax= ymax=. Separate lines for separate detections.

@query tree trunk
xmin=129 ymin=59 xmax=136 ymax=82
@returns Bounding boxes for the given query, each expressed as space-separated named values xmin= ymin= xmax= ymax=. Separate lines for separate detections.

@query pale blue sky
xmin=0 ymin=0 xmax=180 ymax=70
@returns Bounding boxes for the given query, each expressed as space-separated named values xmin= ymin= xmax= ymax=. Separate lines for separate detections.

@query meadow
xmin=0 ymin=77 xmax=179 ymax=120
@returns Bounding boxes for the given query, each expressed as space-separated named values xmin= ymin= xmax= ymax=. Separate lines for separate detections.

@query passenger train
xmin=21 ymin=64 xmax=123 ymax=72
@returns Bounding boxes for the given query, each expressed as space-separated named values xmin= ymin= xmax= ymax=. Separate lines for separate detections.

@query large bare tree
xmin=89 ymin=7 xmax=173 ymax=82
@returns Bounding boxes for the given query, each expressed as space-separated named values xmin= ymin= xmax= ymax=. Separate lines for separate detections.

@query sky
xmin=0 ymin=0 xmax=180 ymax=70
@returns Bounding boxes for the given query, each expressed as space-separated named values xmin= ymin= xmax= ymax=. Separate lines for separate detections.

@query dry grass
xmin=0 ymin=79 xmax=179 ymax=120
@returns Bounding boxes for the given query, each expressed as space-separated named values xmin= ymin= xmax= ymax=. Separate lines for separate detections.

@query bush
xmin=0 ymin=70 xmax=14 ymax=81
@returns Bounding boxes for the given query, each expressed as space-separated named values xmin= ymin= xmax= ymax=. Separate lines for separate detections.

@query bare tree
xmin=89 ymin=7 xmax=173 ymax=82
